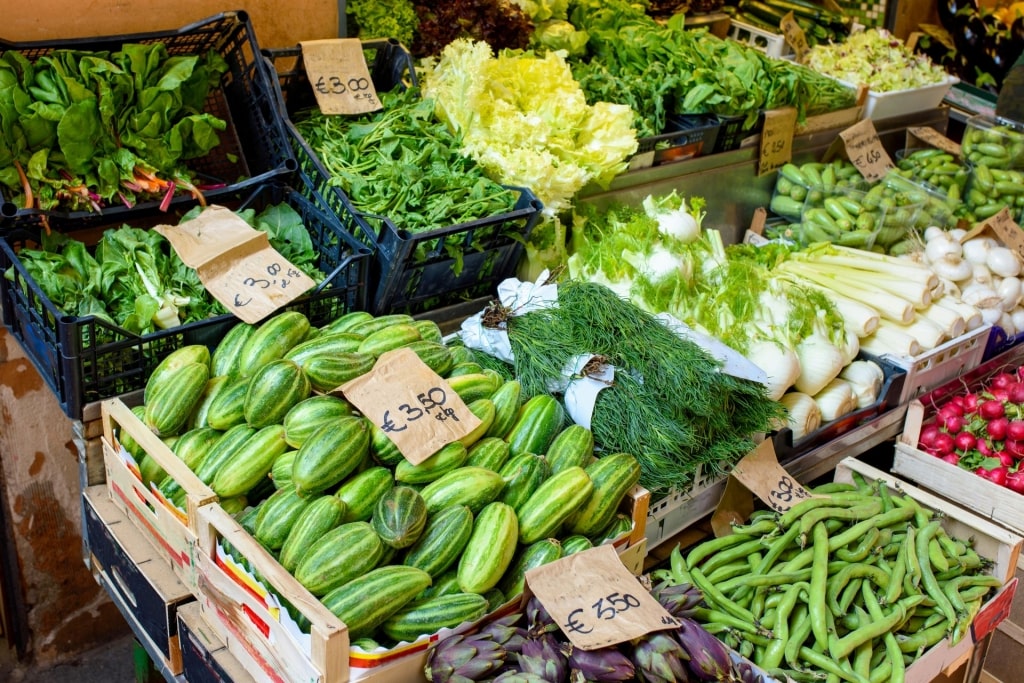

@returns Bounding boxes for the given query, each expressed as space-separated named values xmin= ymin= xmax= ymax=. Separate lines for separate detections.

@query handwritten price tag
xmin=155 ymin=206 xmax=316 ymax=323
xmin=341 ymin=347 xmax=481 ymax=464
xmin=839 ymin=119 xmax=894 ymax=183
xmin=525 ymin=545 xmax=679 ymax=650
xmin=300 ymin=39 xmax=381 ymax=115
xmin=758 ymin=107 xmax=797 ymax=176
xmin=780 ymin=12 xmax=809 ymax=62
xmin=973 ymin=206 xmax=1024 ymax=256
xmin=906 ymin=126 xmax=962 ymax=157
xmin=730 ymin=440 xmax=816 ymax=512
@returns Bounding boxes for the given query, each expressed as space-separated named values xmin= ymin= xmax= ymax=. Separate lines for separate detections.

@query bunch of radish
xmin=917 ymin=368 xmax=1024 ymax=493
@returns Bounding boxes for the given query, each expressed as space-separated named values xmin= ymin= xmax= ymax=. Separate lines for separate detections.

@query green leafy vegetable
xmin=348 ymin=0 xmax=420 ymax=47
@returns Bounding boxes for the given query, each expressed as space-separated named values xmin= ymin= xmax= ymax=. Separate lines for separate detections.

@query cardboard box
xmin=178 ymin=601 xmax=256 ymax=683
xmin=101 ymin=398 xmax=218 ymax=593
xmin=83 ymin=485 xmax=192 ymax=675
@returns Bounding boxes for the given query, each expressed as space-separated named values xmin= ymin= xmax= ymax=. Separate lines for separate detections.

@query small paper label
xmin=839 ymin=119 xmax=895 ymax=183
xmin=744 ymin=230 xmax=771 ymax=245
xmin=906 ymin=126 xmax=962 ymax=157
xmin=962 ymin=207 xmax=1024 ymax=256
xmin=749 ymin=207 xmax=767 ymax=236
xmin=300 ymin=39 xmax=381 ymax=115
xmin=155 ymin=206 xmax=316 ymax=324
xmin=340 ymin=347 xmax=481 ymax=464
xmin=780 ymin=12 xmax=809 ymax=62
xmin=524 ymin=545 xmax=679 ymax=650
xmin=729 ymin=440 xmax=816 ymax=512
xmin=758 ymin=108 xmax=797 ymax=177
xmin=628 ymin=150 xmax=656 ymax=171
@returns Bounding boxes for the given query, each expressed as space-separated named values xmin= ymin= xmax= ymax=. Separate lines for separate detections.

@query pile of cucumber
xmin=727 ymin=0 xmax=851 ymax=47
xmin=123 ymin=308 xmax=643 ymax=648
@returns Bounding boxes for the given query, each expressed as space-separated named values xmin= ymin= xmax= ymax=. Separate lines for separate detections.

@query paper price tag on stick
xmin=300 ymin=39 xmax=381 ymax=115
xmin=961 ymin=207 xmax=1024 ymax=256
xmin=341 ymin=347 xmax=481 ymax=465
xmin=839 ymin=118 xmax=894 ymax=182
xmin=780 ymin=12 xmax=809 ymax=62
xmin=758 ymin=107 xmax=797 ymax=176
xmin=729 ymin=440 xmax=817 ymax=513
xmin=155 ymin=206 xmax=316 ymax=324
xmin=524 ymin=544 xmax=679 ymax=650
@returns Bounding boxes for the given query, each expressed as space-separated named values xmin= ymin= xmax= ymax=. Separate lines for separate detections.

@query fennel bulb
xmin=779 ymin=392 xmax=822 ymax=440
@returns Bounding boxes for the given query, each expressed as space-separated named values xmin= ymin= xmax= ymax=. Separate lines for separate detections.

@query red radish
xmin=992 ymin=388 xmax=1011 ymax=401
xmin=964 ymin=393 xmax=981 ymax=413
xmin=939 ymin=413 xmax=964 ymax=434
xmin=1007 ymin=470 xmax=1024 ymax=494
xmin=1017 ymin=366 xmax=1024 ymax=382
xmin=939 ymin=400 xmax=965 ymax=417
xmin=1009 ymin=382 xmax=1024 ymax=404
xmin=976 ymin=465 xmax=1009 ymax=486
xmin=979 ymin=400 xmax=1006 ymax=420
xmin=987 ymin=416 xmax=1010 ymax=441
xmin=919 ymin=423 xmax=941 ymax=449
xmin=1007 ymin=439 xmax=1024 ymax=459
xmin=941 ymin=453 xmax=961 ymax=466
xmin=954 ymin=431 xmax=977 ymax=452
xmin=1009 ymin=420 xmax=1024 ymax=441
xmin=991 ymin=372 xmax=1016 ymax=391
xmin=997 ymin=451 xmax=1015 ymax=468
xmin=932 ymin=432 xmax=956 ymax=456
xmin=978 ymin=439 xmax=996 ymax=456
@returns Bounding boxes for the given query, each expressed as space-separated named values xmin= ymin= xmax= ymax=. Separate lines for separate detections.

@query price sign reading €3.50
xmin=525 ymin=544 xmax=680 ymax=650
xmin=300 ymin=39 xmax=381 ymax=116
xmin=341 ymin=347 xmax=481 ymax=465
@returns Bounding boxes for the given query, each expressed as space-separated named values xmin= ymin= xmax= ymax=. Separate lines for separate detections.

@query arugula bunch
xmin=0 ymin=43 xmax=228 ymax=213
xmin=7 ymin=202 xmax=321 ymax=336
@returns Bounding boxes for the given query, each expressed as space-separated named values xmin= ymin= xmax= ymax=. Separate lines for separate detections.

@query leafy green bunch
xmin=0 ymin=43 xmax=228 ymax=213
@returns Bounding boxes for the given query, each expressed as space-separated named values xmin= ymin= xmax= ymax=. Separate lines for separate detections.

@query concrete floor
xmin=0 ymin=630 xmax=138 ymax=683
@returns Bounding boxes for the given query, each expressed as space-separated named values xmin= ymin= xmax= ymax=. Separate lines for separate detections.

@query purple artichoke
xmin=424 ymin=633 xmax=506 ymax=683
xmin=562 ymin=642 xmax=635 ymax=681
xmin=518 ymin=633 xmax=568 ymax=682
xmin=677 ymin=618 xmax=735 ymax=682
xmin=632 ymin=632 xmax=691 ymax=683
xmin=650 ymin=580 xmax=704 ymax=619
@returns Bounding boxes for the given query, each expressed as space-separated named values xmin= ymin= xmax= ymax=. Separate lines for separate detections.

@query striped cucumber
xmin=446 ymin=373 xmax=498 ymax=404
xmin=402 ymin=504 xmax=474 ymax=578
xmin=279 ymin=495 xmax=348 ymax=572
xmin=320 ymin=565 xmax=432 ymax=640
xmin=592 ymin=513 xmax=634 ymax=545
xmin=357 ymin=323 xmax=421 ymax=357
xmin=145 ymin=345 xmax=211 ymax=404
xmin=243 ymin=360 xmax=311 ymax=429
xmin=320 ymin=310 xmax=373 ymax=335
xmin=498 ymin=452 xmax=550 ymax=515
xmin=254 ymin=488 xmax=316 ymax=551
xmin=346 ymin=314 xmax=415 ymax=338
xmin=139 ymin=453 xmax=168 ymax=488
xmin=283 ymin=395 xmax=353 ymax=449
xmin=236 ymin=311 xmax=311 ymax=378
xmin=283 ymin=332 xmax=364 ymax=367
xmin=118 ymin=405 xmax=149 ymax=461
xmin=369 ymin=421 xmax=403 ymax=467
xmin=371 ymin=486 xmax=427 ymax=549
xmin=448 ymin=346 xmax=476 ymax=366
xmin=210 ymin=425 xmax=289 ymax=498
xmin=565 ymin=453 xmax=641 ymax=537
xmin=465 ymin=437 xmax=510 ymax=472
xmin=218 ymin=495 xmax=248 ymax=516
xmin=419 ymin=466 xmax=506 ymax=515
xmin=411 ymin=319 xmax=444 ymax=345
xmin=292 ymin=416 xmax=370 ymax=496
xmin=380 ymin=592 xmax=488 ymax=643
xmin=335 ymin=466 xmax=394 ymax=523
xmin=517 ymin=466 xmax=593 ymax=544
xmin=457 ymin=501 xmax=518 ymax=594
xmin=458 ymin=399 xmax=495 ymax=448
xmin=211 ymin=322 xmax=256 ymax=378
xmin=561 ymin=535 xmax=594 ymax=556
xmin=485 ymin=380 xmax=521 ymax=439
xmin=205 ymin=376 xmax=250 ymax=430
xmin=447 ymin=362 xmax=484 ymax=378
xmin=294 ymin=521 xmax=385 ymax=596
xmin=417 ymin=568 xmax=461 ymax=601
xmin=404 ymin=340 xmax=454 ymax=376
xmin=546 ymin=425 xmax=595 ymax=474
xmin=193 ymin=423 xmax=257 ymax=485
xmin=505 ymin=394 xmax=564 ymax=458
xmin=499 ymin=538 xmax=564 ymax=598
xmin=270 ymin=450 xmax=297 ymax=489
xmin=395 ymin=442 xmax=468 ymax=485
xmin=145 ymin=362 xmax=210 ymax=437
xmin=188 ymin=375 xmax=231 ymax=430
xmin=303 ymin=353 xmax=376 ymax=393
xmin=172 ymin=426 xmax=223 ymax=472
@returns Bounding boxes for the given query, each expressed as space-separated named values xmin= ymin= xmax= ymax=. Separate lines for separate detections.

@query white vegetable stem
xmin=813 ymin=379 xmax=859 ymax=422
xmin=778 ymin=392 xmax=822 ymax=440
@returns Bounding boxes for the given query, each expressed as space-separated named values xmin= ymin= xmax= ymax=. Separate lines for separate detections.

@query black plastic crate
xmin=0 ymin=182 xmax=370 ymax=419
xmin=0 ymin=11 xmax=296 ymax=232
xmin=632 ymin=113 xmax=721 ymax=167
xmin=262 ymin=40 xmax=544 ymax=315
xmin=713 ymin=113 xmax=762 ymax=153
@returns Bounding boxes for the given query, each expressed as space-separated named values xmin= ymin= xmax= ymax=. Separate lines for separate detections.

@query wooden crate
xmin=83 ymin=485 xmax=192 ymax=676
xmin=178 ymin=601 xmax=256 ymax=683
xmin=101 ymin=397 xmax=218 ymax=592
xmin=193 ymin=485 xmax=651 ymax=683
xmin=834 ymin=458 xmax=1022 ymax=683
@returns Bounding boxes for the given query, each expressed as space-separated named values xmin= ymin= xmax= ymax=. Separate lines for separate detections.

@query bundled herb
xmin=494 ymin=279 xmax=784 ymax=494
xmin=7 ymin=202 xmax=322 ymax=336
xmin=0 ymin=44 xmax=228 ymax=213
xmin=294 ymin=86 xmax=519 ymax=270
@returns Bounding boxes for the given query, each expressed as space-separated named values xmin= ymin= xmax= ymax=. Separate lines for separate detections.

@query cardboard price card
xmin=906 ymin=126 xmax=962 ymax=157
xmin=340 ymin=347 xmax=481 ymax=464
xmin=524 ymin=544 xmax=680 ymax=650
xmin=300 ymin=39 xmax=381 ymax=115
xmin=155 ymin=206 xmax=316 ymax=324
xmin=839 ymin=118 xmax=894 ymax=182
xmin=960 ymin=207 xmax=1024 ymax=256
xmin=730 ymin=440 xmax=816 ymax=513
xmin=758 ymin=108 xmax=797 ymax=177
xmin=780 ymin=12 xmax=809 ymax=62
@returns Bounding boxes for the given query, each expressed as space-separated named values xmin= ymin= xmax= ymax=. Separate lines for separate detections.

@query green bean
xmin=689 ymin=565 xmax=756 ymax=624
xmin=868 ymin=659 xmax=894 ymax=683
xmin=904 ymin=525 xmax=921 ymax=589
xmin=935 ymin=565 xmax=966 ymax=581
xmin=707 ymin=561 xmax=760 ymax=585
xmin=838 ymin=577 xmax=864 ymax=615
xmin=828 ymin=599 xmax=907 ymax=661
xmin=812 ymin=482 xmax=858 ymax=494
xmin=686 ymin=533 xmax=757 ymax=570
xmin=953 ymin=598 xmax=985 ymax=645
xmin=840 ymin=611 xmax=862 ymax=631
xmin=827 ymin=564 xmax=890 ymax=616
xmin=916 ymin=521 xmax=957 ymax=627
xmin=766 ymin=667 xmax=829 ymax=683
xmin=752 ymin=586 xmax=769 ymax=623
xmin=761 ymin=580 xmax=807 ymax=670
xmin=943 ymin=575 xmax=1002 ymax=616
xmin=852 ymin=625 xmax=873 ymax=681
xmin=835 ymin=528 xmax=880 ymax=563
xmin=669 ymin=545 xmax=691 ymax=585
xmin=935 ymin=529 xmax=964 ymax=568
xmin=799 ymin=646 xmax=869 ymax=683
xmin=850 ymin=471 xmax=872 ymax=494
xmin=785 ymin=603 xmax=813 ymax=667
xmin=691 ymin=607 xmax=765 ymax=636
xmin=862 ymin=583 xmax=905 ymax=683
xmin=875 ymin=478 xmax=893 ymax=513
xmin=896 ymin=619 xmax=949 ymax=653
xmin=733 ymin=524 xmax=802 ymax=602
xmin=739 ymin=637 xmax=754 ymax=659
xmin=731 ymin=518 xmax=780 ymax=537
xmin=800 ymin=501 xmax=883 ymax=547
xmin=702 ymin=538 xmax=771 ymax=575
xmin=928 ymin=537 xmax=950 ymax=573
xmin=809 ymin=522 xmax=831 ymax=651
xmin=922 ymin=610 xmax=947 ymax=629
xmin=959 ymin=584 xmax=997 ymax=603
xmin=828 ymin=507 xmax=916 ymax=552
xmin=885 ymin=533 xmax=909 ymax=606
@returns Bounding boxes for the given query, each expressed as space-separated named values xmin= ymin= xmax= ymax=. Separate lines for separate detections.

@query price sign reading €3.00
xmin=839 ymin=118 xmax=895 ymax=183
xmin=341 ymin=347 xmax=481 ymax=465
xmin=730 ymin=439 xmax=817 ymax=513
xmin=525 ymin=544 xmax=680 ymax=650
xmin=300 ymin=39 xmax=382 ymax=116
